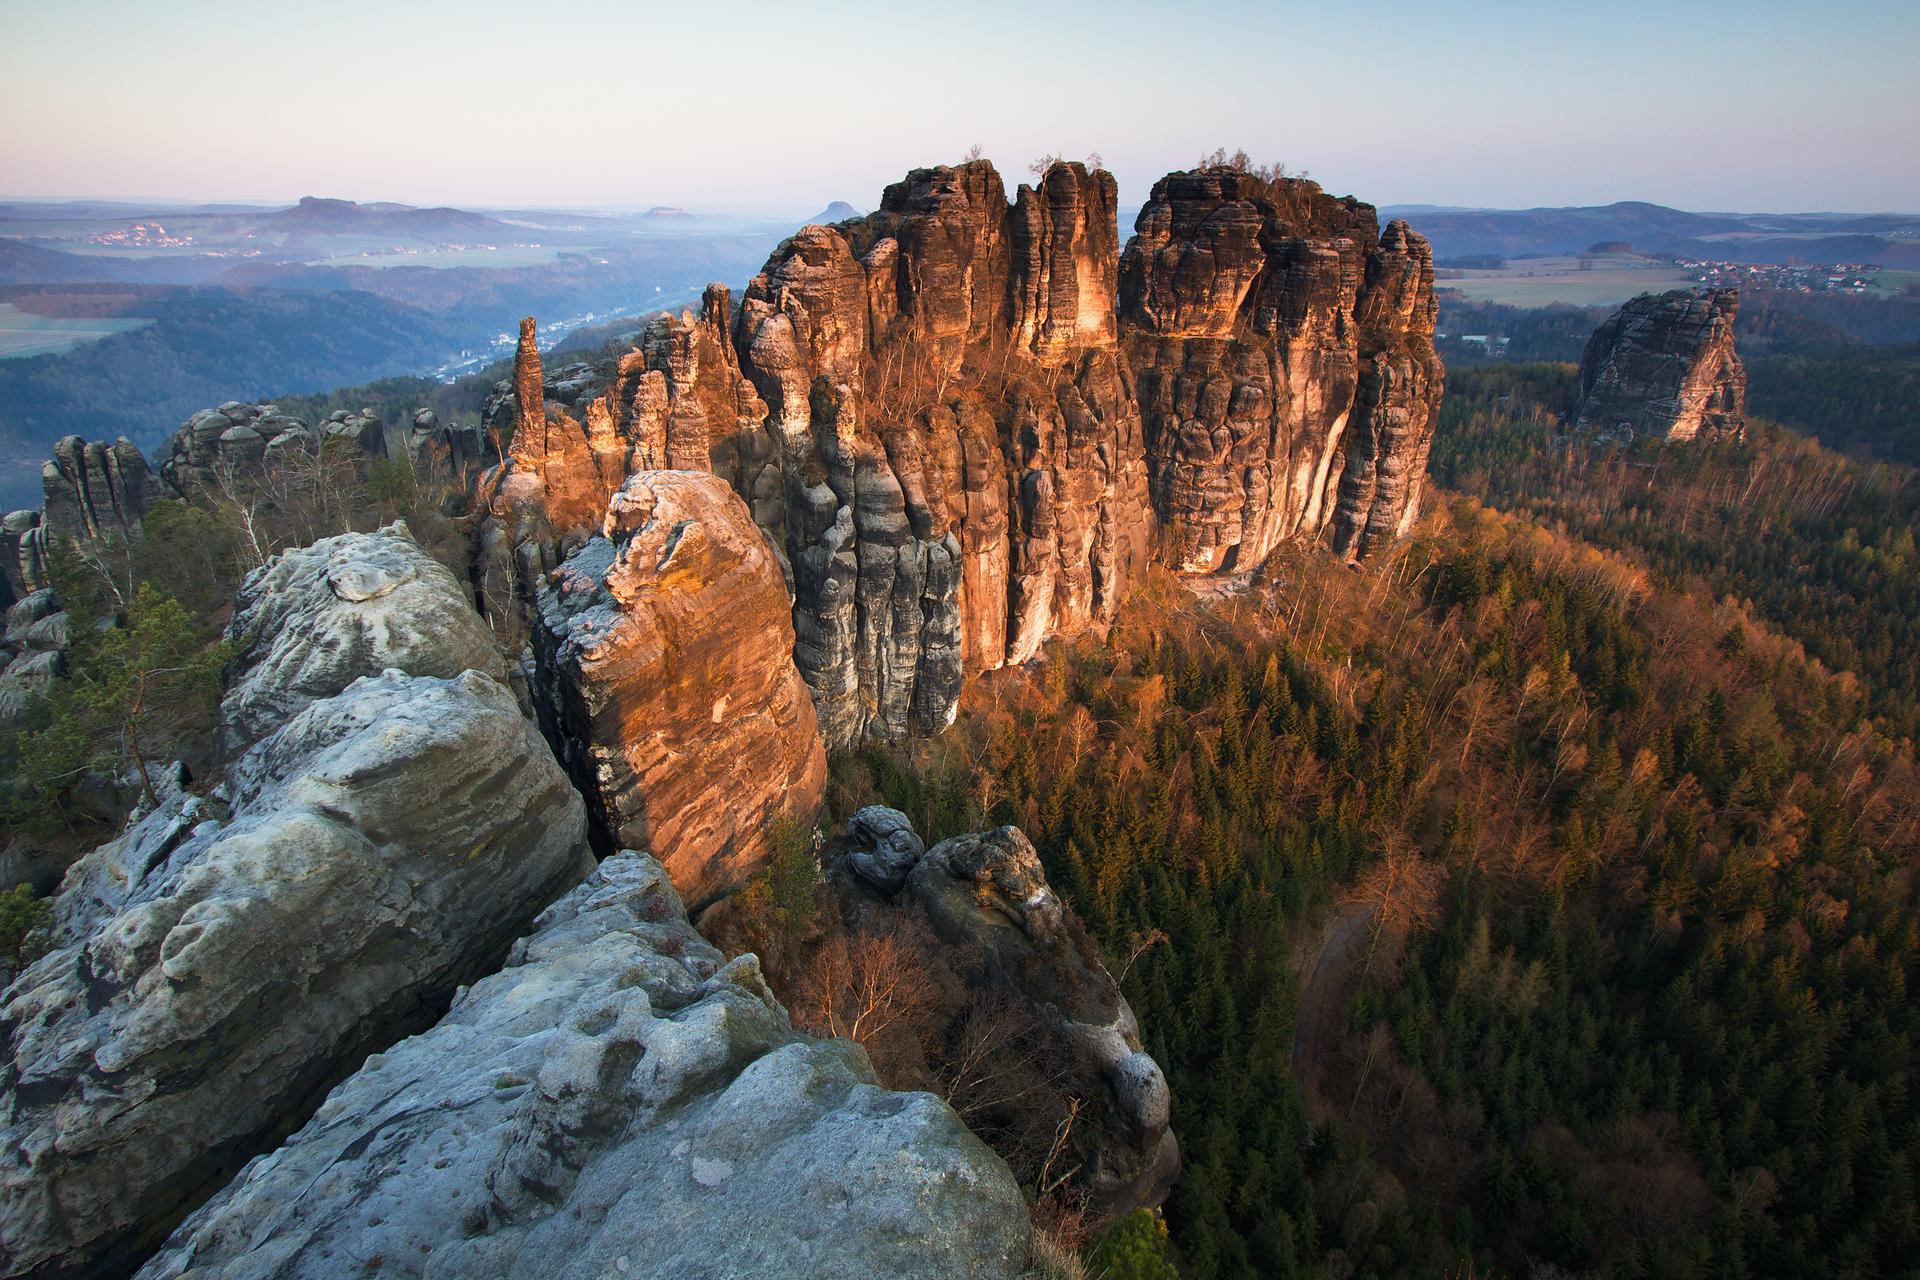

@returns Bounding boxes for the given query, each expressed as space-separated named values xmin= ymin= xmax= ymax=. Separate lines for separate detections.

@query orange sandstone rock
xmin=532 ymin=469 xmax=826 ymax=904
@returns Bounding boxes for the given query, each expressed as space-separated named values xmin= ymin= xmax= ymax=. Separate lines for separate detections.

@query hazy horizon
xmin=4 ymin=0 xmax=1916 ymax=215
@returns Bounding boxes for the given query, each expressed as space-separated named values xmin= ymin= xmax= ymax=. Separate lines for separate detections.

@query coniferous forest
xmin=832 ymin=366 xmax=1920 ymax=1277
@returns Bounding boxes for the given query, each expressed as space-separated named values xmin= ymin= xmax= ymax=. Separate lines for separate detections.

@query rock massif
xmin=486 ymin=160 xmax=1441 ymax=748
xmin=1123 ymin=170 xmax=1444 ymax=568
xmin=532 ymin=470 xmax=827 ymax=905
xmin=1574 ymin=288 xmax=1747 ymax=442
xmin=838 ymin=809 xmax=1180 ymax=1217
xmin=0 ymin=527 xmax=593 ymax=1279
xmin=137 ymin=851 xmax=1031 ymax=1280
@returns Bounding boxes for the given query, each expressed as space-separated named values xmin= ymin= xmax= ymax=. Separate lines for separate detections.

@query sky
xmin=2 ymin=0 xmax=1916 ymax=214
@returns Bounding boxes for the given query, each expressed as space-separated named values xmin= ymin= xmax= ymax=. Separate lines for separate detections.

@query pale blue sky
xmin=2 ymin=0 xmax=1914 ymax=212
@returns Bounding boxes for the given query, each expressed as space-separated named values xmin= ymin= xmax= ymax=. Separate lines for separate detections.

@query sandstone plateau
xmin=1574 ymin=287 xmax=1747 ymax=442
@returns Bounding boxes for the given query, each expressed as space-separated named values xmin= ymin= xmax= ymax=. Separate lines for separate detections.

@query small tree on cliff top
xmin=1196 ymin=147 xmax=1305 ymax=182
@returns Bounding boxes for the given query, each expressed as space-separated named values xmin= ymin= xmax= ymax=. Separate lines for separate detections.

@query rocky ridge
xmin=0 ymin=527 xmax=594 ymax=1279
xmin=1574 ymin=288 xmax=1747 ymax=442
xmin=135 ymin=851 xmax=1031 ymax=1280
xmin=484 ymin=159 xmax=1442 ymax=748
xmin=837 ymin=809 xmax=1180 ymax=1217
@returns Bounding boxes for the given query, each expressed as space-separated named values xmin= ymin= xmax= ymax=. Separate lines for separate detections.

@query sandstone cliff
xmin=483 ymin=159 xmax=1440 ymax=750
xmin=531 ymin=470 xmax=827 ymax=905
xmin=1574 ymin=288 xmax=1747 ymax=442
xmin=1121 ymin=169 xmax=1444 ymax=567
xmin=136 ymin=851 xmax=1031 ymax=1280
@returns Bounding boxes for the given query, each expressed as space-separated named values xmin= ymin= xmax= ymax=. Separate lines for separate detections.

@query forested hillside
xmin=836 ymin=374 xmax=1920 ymax=1276
xmin=0 ymin=288 xmax=464 ymax=505
xmin=1435 ymin=364 xmax=1920 ymax=738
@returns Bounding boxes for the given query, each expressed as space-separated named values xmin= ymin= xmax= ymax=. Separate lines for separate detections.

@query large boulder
xmin=0 ymin=527 xmax=592 ymax=1279
xmin=532 ymin=470 xmax=827 ymax=906
xmin=136 ymin=851 xmax=1032 ymax=1280
xmin=840 ymin=814 xmax=1180 ymax=1217
xmin=1574 ymin=287 xmax=1747 ymax=442
xmin=219 ymin=521 xmax=504 ymax=757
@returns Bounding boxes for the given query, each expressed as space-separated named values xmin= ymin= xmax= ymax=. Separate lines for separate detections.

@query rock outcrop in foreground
xmin=137 ymin=851 xmax=1031 ymax=1280
xmin=0 ymin=528 xmax=593 ymax=1279
xmin=1574 ymin=288 xmax=1747 ymax=442
xmin=488 ymin=159 xmax=1443 ymax=748
xmin=839 ymin=809 xmax=1180 ymax=1216
xmin=532 ymin=470 xmax=827 ymax=903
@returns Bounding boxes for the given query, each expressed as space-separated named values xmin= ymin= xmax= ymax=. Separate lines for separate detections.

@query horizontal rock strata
xmin=532 ymin=470 xmax=827 ymax=904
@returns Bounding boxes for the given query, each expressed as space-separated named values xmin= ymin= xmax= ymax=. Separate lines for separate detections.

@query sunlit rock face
xmin=495 ymin=159 xmax=1441 ymax=747
xmin=1120 ymin=168 xmax=1444 ymax=571
xmin=1574 ymin=288 xmax=1747 ymax=442
xmin=531 ymin=469 xmax=827 ymax=905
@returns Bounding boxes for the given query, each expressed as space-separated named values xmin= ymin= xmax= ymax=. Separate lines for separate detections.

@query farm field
xmin=0 ymin=302 xmax=152 ymax=358
xmin=1433 ymin=252 xmax=1698 ymax=305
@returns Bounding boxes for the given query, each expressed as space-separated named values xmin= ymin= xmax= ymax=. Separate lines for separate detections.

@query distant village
xmin=84 ymin=221 xmax=192 ymax=248
xmin=1676 ymin=257 xmax=1881 ymax=294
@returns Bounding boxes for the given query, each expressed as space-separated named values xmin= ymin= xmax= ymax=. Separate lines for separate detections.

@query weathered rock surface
xmin=41 ymin=435 xmax=155 ymax=546
xmin=0 ymin=529 xmax=591 ymax=1279
xmin=840 ymin=811 xmax=1179 ymax=1217
xmin=219 ymin=521 xmax=505 ymax=758
xmin=1574 ymin=288 xmax=1747 ymax=442
xmin=135 ymin=851 xmax=1031 ymax=1280
xmin=1121 ymin=168 xmax=1444 ymax=568
xmin=0 ymin=589 xmax=67 ymax=731
xmin=0 ymin=510 xmax=47 ymax=612
xmin=532 ymin=470 xmax=826 ymax=904
xmin=158 ymin=401 xmax=497 ymax=498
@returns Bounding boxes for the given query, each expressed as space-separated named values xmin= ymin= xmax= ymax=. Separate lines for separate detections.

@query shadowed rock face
xmin=0 ymin=528 xmax=592 ymax=1280
xmin=838 ymin=812 xmax=1180 ymax=1218
xmin=531 ymin=470 xmax=827 ymax=906
xmin=488 ymin=161 xmax=1440 ymax=750
xmin=1574 ymin=288 xmax=1747 ymax=442
xmin=41 ymin=435 xmax=154 ymax=546
xmin=133 ymin=852 xmax=1032 ymax=1280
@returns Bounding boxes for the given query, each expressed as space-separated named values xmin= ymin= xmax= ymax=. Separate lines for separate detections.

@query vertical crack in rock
xmin=1574 ymin=288 xmax=1747 ymax=443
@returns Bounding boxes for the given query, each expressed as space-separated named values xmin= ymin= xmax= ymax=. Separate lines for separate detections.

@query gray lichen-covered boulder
xmin=219 ymin=521 xmax=504 ymax=756
xmin=0 ymin=525 xmax=592 ymax=1280
xmin=136 ymin=852 xmax=1031 ymax=1280
xmin=842 ymin=813 xmax=1179 ymax=1218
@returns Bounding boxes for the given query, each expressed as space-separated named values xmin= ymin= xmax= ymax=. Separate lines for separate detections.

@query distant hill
xmin=0 ymin=238 xmax=228 ymax=286
xmin=265 ymin=196 xmax=514 ymax=240
xmin=806 ymin=202 xmax=862 ymax=224
xmin=1387 ymin=200 xmax=1920 ymax=265
xmin=0 ymin=287 xmax=466 ymax=507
